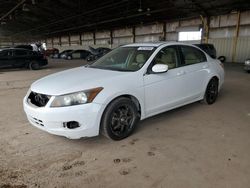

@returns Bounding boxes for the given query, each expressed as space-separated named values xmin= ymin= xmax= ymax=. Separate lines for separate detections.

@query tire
xmin=67 ymin=56 xmax=72 ymax=60
xmin=29 ymin=61 xmax=40 ymax=70
xmin=203 ymin=78 xmax=219 ymax=105
xmin=101 ymin=97 xmax=140 ymax=140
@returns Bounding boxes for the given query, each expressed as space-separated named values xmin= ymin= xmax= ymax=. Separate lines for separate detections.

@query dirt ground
xmin=0 ymin=59 xmax=250 ymax=188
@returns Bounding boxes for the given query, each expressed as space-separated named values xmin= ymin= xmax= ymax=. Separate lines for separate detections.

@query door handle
xmin=177 ymin=71 xmax=186 ymax=76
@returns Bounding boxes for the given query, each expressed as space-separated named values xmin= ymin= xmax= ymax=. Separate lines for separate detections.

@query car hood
xmin=31 ymin=67 xmax=131 ymax=95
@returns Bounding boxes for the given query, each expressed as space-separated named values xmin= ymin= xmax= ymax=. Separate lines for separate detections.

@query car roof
xmin=194 ymin=43 xmax=214 ymax=47
xmin=73 ymin=49 xmax=86 ymax=51
xmin=123 ymin=42 xmax=195 ymax=47
xmin=123 ymin=42 xmax=166 ymax=47
xmin=1 ymin=48 xmax=31 ymax=51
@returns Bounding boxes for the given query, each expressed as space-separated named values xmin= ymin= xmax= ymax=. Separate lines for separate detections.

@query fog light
xmin=63 ymin=121 xmax=80 ymax=129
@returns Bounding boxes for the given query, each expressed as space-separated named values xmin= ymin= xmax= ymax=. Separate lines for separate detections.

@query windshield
xmin=90 ymin=46 xmax=156 ymax=72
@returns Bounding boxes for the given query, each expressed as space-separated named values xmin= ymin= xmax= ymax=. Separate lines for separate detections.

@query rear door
xmin=178 ymin=45 xmax=209 ymax=100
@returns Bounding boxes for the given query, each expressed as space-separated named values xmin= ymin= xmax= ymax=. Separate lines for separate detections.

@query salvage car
xmin=194 ymin=43 xmax=216 ymax=59
xmin=23 ymin=42 xmax=224 ymax=140
xmin=52 ymin=49 xmax=73 ymax=59
xmin=64 ymin=49 xmax=91 ymax=60
xmin=0 ymin=48 xmax=48 ymax=70
xmin=87 ymin=47 xmax=111 ymax=61
xmin=44 ymin=48 xmax=59 ymax=57
xmin=15 ymin=45 xmax=33 ymax=51
xmin=244 ymin=59 xmax=250 ymax=73
xmin=194 ymin=43 xmax=226 ymax=63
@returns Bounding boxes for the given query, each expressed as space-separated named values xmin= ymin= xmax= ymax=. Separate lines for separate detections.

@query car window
xmin=181 ymin=46 xmax=206 ymax=65
xmin=90 ymin=46 xmax=156 ymax=72
xmin=14 ymin=50 xmax=28 ymax=56
xmin=152 ymin=46 xmax=178 ymax=70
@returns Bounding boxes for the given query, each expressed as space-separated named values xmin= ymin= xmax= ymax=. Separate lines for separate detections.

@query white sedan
xmin=23 ymin=42 xmax=224 ymax=140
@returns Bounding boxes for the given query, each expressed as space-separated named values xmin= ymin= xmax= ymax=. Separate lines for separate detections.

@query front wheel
xmin=203 ymin=78 xmax=219 ymax=105
xmin=101 ymin=98 xmax=140 ymax=140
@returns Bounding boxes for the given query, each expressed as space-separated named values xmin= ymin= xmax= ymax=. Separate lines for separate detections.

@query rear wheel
xmin=101 ymin=98 xmax=140 ymax=140
xmin=29 ymin=61 xmax=40 ymax=70
xmin=203 ymin=78 xmax=218 ymax=105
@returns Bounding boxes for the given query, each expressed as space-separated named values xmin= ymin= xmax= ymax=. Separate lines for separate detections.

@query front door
xmin=143 ymin=46 xmax=188 ymax=117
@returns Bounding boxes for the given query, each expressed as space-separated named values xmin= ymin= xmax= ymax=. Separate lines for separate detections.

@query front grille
xmin=29 ymin=116 xmax=44 ymax=126
xmin=28 ymin=91 xmax=51 ymax=107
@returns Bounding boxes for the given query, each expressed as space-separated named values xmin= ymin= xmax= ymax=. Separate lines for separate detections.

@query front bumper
xmin=23 ymin=95 xmax=104 ymax=139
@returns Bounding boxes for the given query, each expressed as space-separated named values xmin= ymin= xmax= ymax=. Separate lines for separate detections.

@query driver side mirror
xmin=152 ymin=64 xmax=168 ymax=73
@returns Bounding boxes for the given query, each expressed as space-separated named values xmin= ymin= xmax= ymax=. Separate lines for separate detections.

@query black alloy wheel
xmin=204 ymin=78 xmax=219 ymax=105
xmin=101 ymin=98 xmax=139 ymax=140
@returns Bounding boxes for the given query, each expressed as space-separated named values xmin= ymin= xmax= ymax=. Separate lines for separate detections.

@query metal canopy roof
xmin=0 ymin=0 xmax=250 ymax=40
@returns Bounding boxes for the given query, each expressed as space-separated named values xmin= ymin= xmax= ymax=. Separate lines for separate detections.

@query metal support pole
xmin=110 ymin=30 xmax=113 ymax=48
xmin=132 ymin=26 xmax=135 ymax=43
xmin=232 ymin=11 xmax=241 ymax=63
xmin=200 ymin=15 xmax=209 ymax=44
xmin=59 ymin=36 xmax=62 ymax=46
xmin=163 ymin=22 xmax=166 ymax=41
xmin=68 ymin=34 xmax=71 ymax=46
xmin=51 ymin=37 xmax=54 ymax=48
xmin=93 ymin=32 xmax=96 ymax=45
xmin=79 ymin=33 xmax=82 ymax=45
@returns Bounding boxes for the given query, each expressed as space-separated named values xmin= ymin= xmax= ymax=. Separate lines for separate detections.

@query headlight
xmin=50 ymin=87 xmax=103 ymax=107
xmin=245 ymin=60 xmax=250 ymax=65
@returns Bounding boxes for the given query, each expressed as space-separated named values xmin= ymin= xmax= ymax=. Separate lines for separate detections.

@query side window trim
xmin=177 ymin=45 xmax=185 ymax=67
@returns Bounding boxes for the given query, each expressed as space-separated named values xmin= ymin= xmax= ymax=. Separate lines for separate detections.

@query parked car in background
xmin=52 ymin=50 xmax=73 ymax=59
xmin=87 ymin=47 xmax=111 ymax=61
xmin=15 ymin=44 xmax=45 ymax=54
xmin=194 ymin=43 xmax=226 ymax=63
xmin=23 ymin=42 xmax=224 ymax=140
xmin=194 ymin=43 xmax=216 ymax=59
xmin=15 ymin=45 xmax=33 ymax=51
xmin=244 ymin=59 xmax=250 ymax=73
xmin=0 ymin=48 xmax=48 ymax=70
xmin=64 ymin=50 xmax=91 ymax=60
xmin=44 ymin=48 xmax=59 ymax=57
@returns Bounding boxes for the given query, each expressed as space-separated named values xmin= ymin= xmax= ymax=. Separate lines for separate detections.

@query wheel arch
xmin=205 ymin=74 xmax=219 ymax=88
xmin=102 ymin=94 xmax=142 ymax=118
